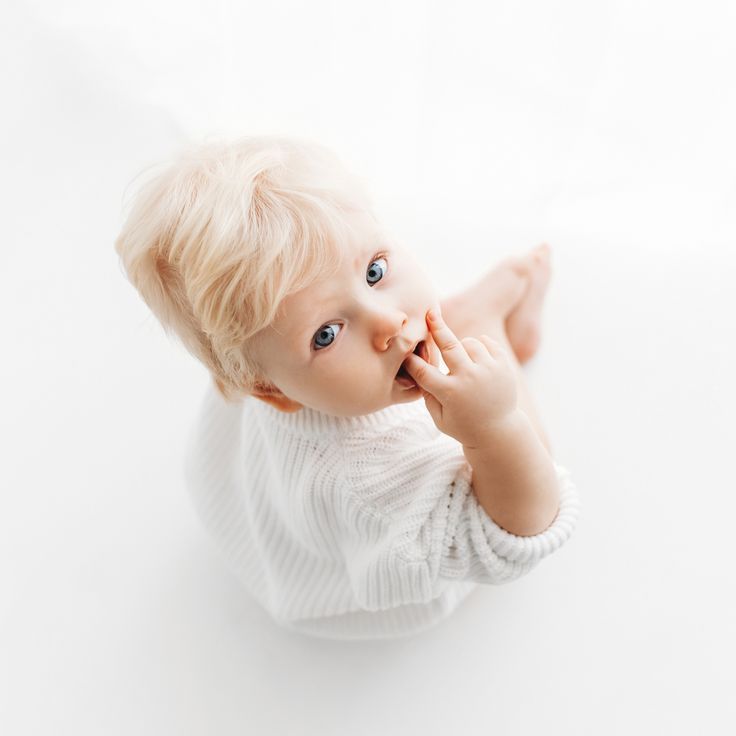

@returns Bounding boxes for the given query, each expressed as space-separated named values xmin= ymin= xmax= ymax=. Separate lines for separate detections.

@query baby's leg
xmin=505 ymin=244 xmax=552 ymax=364
xmin=498 ymin=245 xmax=553 ymax=453
xmin=441 ymin=244 xmax=553 ymax=453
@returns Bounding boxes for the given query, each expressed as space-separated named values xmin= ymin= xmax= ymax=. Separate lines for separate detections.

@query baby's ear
xmin=249 ymin=381 xmax=303 ymax=413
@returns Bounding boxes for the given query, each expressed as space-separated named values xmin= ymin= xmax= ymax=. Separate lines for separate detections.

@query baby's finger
xmin=426 ymin=309 xmax=472 ymax=373
xmin=461 ymin=336 xmax=491 ymax=364
xmin=402 ymin=352 xmax=450 ymax=398
xmin=478 ymin=335 xmax=509 ymax=362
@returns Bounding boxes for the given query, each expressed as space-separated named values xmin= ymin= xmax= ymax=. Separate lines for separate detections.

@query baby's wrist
xmin=461 ymin=408 xmax=526 ymax=453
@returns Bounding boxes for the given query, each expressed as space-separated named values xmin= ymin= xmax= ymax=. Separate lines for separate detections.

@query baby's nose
xmin=371 ymin=307 xmax=408 ymax=351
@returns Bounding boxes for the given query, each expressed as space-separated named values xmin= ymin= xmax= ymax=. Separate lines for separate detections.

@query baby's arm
xmin=404 ymin=310 xmax=560 ymax=537
xmin=462 ymin=411 xmax=560 ymax=536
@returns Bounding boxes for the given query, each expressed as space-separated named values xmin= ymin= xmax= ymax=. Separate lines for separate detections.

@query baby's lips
xmin=402 ymin=349 xmax=422 ymax=374
xmin=401 ymin=353 xmax=420 ymax=378
xmin=403 ymin=350 xmax=426 ymax=375
xmin=395 ymin=354 xmax=419 ymax=389
xmin=424 ymin=334 xmax=440 ymax=368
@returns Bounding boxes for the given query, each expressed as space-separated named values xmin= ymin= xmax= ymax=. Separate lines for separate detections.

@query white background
xmin=2 ymin=1 xmax=735 ymax=734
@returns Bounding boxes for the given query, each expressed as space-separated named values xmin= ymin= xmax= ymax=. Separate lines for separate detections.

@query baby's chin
xmin=389 ymin=388 xmax=424 ymax=408
xmin=328 ymin=390 xmax=423 ymax=417
xmin=306 ymin=379 xmax=423 ymax=417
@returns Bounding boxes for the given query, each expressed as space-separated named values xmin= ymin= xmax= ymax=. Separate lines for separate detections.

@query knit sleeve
xmin=339 ymin=415 xmax=580 ymax=612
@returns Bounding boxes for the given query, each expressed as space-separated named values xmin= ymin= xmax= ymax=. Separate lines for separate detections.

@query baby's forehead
xmin=280 ymin=247 xmax=361 ymax=317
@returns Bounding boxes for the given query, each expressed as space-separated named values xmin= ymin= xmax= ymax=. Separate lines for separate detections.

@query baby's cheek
xmin=318 ymin=363 xmax=362 ymax=398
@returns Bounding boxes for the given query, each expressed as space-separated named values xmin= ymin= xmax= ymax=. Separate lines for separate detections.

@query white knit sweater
xmin=184 ymin=383 xmax=580 ymax=640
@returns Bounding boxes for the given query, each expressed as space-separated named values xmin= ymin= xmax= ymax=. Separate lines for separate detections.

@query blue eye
xmin=312 ymin=323 xmax=341 ymax=350
xmin=366 ymin=256 xmax=387 ymax=285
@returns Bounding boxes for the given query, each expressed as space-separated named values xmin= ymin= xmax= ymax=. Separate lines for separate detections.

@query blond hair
xmin=115 ymin=136 xmax=372 ymax=400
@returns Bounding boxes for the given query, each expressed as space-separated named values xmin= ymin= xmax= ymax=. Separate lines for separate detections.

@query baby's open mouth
xmin=395 ymin=340 xmax=427 ymax=388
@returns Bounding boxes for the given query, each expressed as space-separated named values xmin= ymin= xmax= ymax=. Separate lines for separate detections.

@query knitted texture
xmin=184 ymin=384 xmax=580 ymax=640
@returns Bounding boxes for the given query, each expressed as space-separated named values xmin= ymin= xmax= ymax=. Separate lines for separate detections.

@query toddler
xmin=115 ymin=137 xmax=579 ymax=640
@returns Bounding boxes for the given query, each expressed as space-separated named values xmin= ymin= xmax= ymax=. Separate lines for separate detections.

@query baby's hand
xmin=403 ymin=309 xmax=519 ymax=450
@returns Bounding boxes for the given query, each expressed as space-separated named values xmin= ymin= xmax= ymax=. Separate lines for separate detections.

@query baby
xmin=115 ymin=137 xmax=579 ymax=640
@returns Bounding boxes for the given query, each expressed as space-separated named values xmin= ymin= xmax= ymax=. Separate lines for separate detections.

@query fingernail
xmin=427 ymin=309 xmax=437 ymax=322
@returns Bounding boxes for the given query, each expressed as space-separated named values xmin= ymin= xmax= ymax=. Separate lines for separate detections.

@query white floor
xmin=2 ymin=2 xmax=735 ymax=734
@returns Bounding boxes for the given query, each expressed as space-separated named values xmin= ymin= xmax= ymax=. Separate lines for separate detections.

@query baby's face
xmin=251 ymin=214 xmax=441 ymax=417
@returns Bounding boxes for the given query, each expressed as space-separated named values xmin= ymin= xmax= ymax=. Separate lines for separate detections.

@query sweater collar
xmin=250 ymin=396 xmax=426 ymax=436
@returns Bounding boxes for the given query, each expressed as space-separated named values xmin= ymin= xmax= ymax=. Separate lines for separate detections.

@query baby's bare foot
xmin=505 ymin=243 xmax=552 ymax=364
xmin=440 ymin=255 xmax=529 ymax=344
xmin=478 ymin=257 xmax=529 ymax=319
